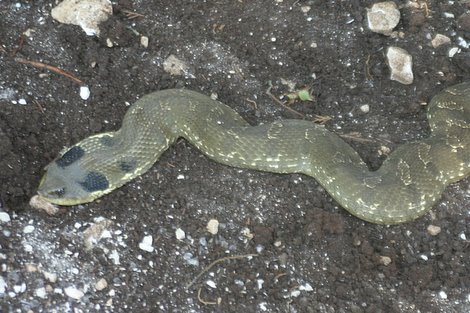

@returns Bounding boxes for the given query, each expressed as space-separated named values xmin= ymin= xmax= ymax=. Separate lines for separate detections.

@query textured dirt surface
xmin=1 ymin=0 xmax=470 ymax=312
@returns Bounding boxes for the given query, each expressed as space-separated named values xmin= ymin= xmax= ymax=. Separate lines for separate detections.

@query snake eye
xmin=51 ymin=188 xmax=66 ymax=198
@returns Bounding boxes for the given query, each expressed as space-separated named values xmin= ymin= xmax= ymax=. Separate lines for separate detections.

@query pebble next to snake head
xmin=37 ymin=145 xmax=110 ymax=205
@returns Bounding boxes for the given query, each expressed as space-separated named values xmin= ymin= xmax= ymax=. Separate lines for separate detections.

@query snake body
xmin=37 ymin=82 xmax=470 ymax=224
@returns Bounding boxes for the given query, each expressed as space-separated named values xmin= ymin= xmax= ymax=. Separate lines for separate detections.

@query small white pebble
xmin=23 ymin=244 xmax=33 ymax=252
xmin=420 ymin=254 xmax=429 ymax=261
xmin=206 ymin=280 xmax=217 ymax=288
xmin=23 ymin=225 xmax=35 ymax=234
xmin=25 ymin=264 xmax=38 ymax=272
xmin=379 ymin=256 xmax=392 ymax=266
xmin=18 ymin=98 xmax=27 ymax=105
xmin=138 ymin=235 xmax=154 ymax=252
xmin=175 ymin=228 xmax=185 ymax=240
xmin=108 ymin=250 xmax=120 ymax=265
xmin=43 ymin=272 xmax=57 ymax=283
xmin=431 ymin=34 xmax=451 ymax=48
xmin=301 ymin=6 xmax=311 ymax=13
xmin=177 ymin=174 xmax=185 ymax=180
xmin=427 ymin=225 xmax=441 ymax=236
xmin=443 ymin=12 xmax=454 ymax=18
xmin=206 ymin=219 xmax=219 ymax=235
xmin=0 ymin=277 xmax=6 ymax=294
xmin=290 ymin=289 xmax=301 ymax=297
xmin=448 ymin=47 xmax=460 ymax=58
xmin=257 ymin=279 xmax=264 ymax=289
xmin=35 ymin=287 xmax=47 ymax=299
xmin=80 ymin=86 xmax=90 ymax=100
xmin=360 ymin=104 xmax=370 ymax=113
xmin=299 ymin=283 xmax=313 ymax=291
xmin=13 ymin=283 xmax=26 ymax=293
xmin=140 ymin=36 xmax=149 ymax=48
xmin=438 ymin=290 xmax=447 ymax=299
xmin=460 ymin=232 xmax=467 ymax=240
xmin=95 ymin=278 xmax=108 ymax=291
xmin=0 ymin=212 xmax=11 ymax=223
xmin=64 ymin=286 xmax=84 ymax=300
xmin=259 ymin=302 xmax=268 ymax=311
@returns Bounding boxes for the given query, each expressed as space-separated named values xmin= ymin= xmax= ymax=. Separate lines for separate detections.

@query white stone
xmin=95 ymin=278 xmax=108 ymax=291
xmin=35 ymin=287 xmax=47 ymax=299
xmin=379 ymin=255 xmax=392 ymax=266
xmin=0 ymin=212 xmax=10 ymax=223
xmin=360 ymin=104 xmax=370 ymax=113
xmin=64 ymin=286 xmax=84 ymax=299
xmin=23 ymin=225 xmax=35 ymax=234
xmin=138 ymin=235 xmax=154 ymax=252
xmin=431 ymin=34 xmax=451 ymax=48
xmin=366 ymin=1 xmax=400 ymax=35
xmin=439 ymin=290 xmax=447 ymax=299
xmin=206 ymin=280 xmax=217 ymax=288
xmin=206 ymin=219 xmax=219 ymax=235
xmin=0 ymin=277 xmax=6 ymax=295
xmin=18 ymin=98 xmax=27 ymax=105
xmin=448 ymin=47 xmax=460 ymax=58
xmin=140 ymin=36 xmax=149 ymax=48
xmin=80 ymin=86 xmax=90 ymax=100
xmin=299 ymin=283 xmax=313 ymax=291
xmin=108 ymin=250 xmax=120 ymax=265
xmin=427 ymin=225 xmax=441 ymax=236
xmin=175 ymin=228 xmax=185 ymax=240
xmin=163 ymin=55 xmax=189 ymax=76
xmin=51 ymin=0 xmax=113 ymax=36
xmin=44 ymin=272 xmax=58 ymax=283
xmin=386 ymin=46 xmax=413 ymax=85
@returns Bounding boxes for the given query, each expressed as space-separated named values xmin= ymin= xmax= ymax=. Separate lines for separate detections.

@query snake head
xmin=37 ymin=145 xmax=110 ymax=205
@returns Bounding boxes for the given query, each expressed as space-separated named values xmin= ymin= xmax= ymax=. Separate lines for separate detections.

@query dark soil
xmin=1 ymin=0 xmax=470 ymax=312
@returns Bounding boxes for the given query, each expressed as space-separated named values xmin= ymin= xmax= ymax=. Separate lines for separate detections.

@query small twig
xmin=197 ymin=288 xmax=218 ymax=305
xmin=313 ymin=114 xmax=332 ymax=125
xmin=245 ymin=98 xmax=257 ymax=110
xmin=15 ymin=57 xmax=83 ymax=85
xmin=266 ymin=82 xmax=305 ymax=118
xmin=422 ymin=0 xmax=430 ymax=17
xmin=185 ymin=253 xmax=258 ymax=290
xmin=10 ymin=34 xmax=25 ymax=57
xmin=122 ymin=9 xmax=145 ymax=19
xmin=33 ymin=99 xmax=45 ymax=114
xmin=364 ymin=54 xmax=372 ymax=81
xmin=274 ymin=272 xmax=287 ymax=282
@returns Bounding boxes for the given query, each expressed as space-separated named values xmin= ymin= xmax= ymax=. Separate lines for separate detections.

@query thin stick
xmin=15 ymin=57 xmax=83 ymax=85
xmin=197 ymin=288 xmax=218 ymax=305
xmin=185 ymin=253 xmax=258 ymax=290
xmin=266 ymin=82 xmax=305 ymax=118
xmin=122 ymin=9 xmax=145 ymax=19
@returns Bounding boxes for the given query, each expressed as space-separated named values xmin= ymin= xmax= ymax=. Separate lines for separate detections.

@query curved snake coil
xmin=37 ymin=82 xmax=470 ymax=224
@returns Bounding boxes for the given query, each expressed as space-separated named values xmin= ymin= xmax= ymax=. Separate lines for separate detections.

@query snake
xmin=36 ymin=82 xmax=470 ymax=224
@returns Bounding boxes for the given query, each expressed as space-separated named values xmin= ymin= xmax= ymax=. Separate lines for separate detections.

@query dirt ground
xmin=1 ymin=0 xmax=470 ymax=312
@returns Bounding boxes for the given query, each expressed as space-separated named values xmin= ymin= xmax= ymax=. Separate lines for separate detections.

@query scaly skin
xmin=37 ymin=83 xmax=470 ymax=224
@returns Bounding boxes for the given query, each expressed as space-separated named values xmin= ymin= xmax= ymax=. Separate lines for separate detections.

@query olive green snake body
xmin=37 ymin=82 xmax=470 ymax=224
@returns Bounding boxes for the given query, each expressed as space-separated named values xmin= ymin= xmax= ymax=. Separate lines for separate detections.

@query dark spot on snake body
xmin=56 ymin=146 xmax=85 ymax=168
xmin=79 ymin=172 xmax=109 ymax=192
xmin=100 ymin=135 xmax=115 ymax=146
xmin=119 ymin=159 xmax=137 ymax=172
